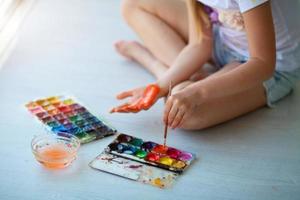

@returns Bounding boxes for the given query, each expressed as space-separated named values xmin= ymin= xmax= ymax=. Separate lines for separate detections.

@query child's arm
xmin=190 ymin=1 xmax=276 ymax=101
xmin=157 ymin=1 xmax=212 ymax=95
xmin=157 ymin=36 xmax=212 ymax=95
xmin=164 ymin=1 xmax=276 ymax=127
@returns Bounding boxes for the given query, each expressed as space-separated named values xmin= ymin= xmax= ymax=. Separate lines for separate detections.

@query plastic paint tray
xmin=89 ymin=133 xmax=196 ymax=188
xmin=25 ymin=96 xmax=116 ymax=144
xmin=106 ymin=133 xmax=195 ymax=173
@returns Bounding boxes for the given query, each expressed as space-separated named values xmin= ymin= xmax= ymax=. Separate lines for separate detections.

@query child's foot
xmin=114 ymin=40 xmax=167 ymax=78
xmin=115 ymin=40 xmax=152 ymax=62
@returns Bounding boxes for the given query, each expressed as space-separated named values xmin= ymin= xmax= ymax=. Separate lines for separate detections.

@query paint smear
xmin=128 ymin=165 xmax=143 ymax=169
xmin=153 ymin=178 xmax=165 ymax=188
xmin=90 ymin=152 xmax=178 ymax=189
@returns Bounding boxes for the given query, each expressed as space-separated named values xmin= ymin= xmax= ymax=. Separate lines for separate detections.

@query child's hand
xmin=110 ymin=84 xmax=161 ymax=113
xmin=163 ymin=86 xmax=201 ymax=129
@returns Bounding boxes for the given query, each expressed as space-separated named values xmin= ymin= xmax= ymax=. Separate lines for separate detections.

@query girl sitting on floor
xmin=111 ymin=0 xmax=300 ymax=130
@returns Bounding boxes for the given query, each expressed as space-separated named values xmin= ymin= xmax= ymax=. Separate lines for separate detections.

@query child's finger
xmin=127 ymin=98 xmax=142 ymax=110
xmin=167 ymin=103 xmax=179 ymax=126
xmin=163 ymin=98 xmax=173 ymax=123
xmin=114 ymin=109 xmax=129 ymax=113
xmin=177 ymin=114 xmax=187 ymax=128
xmin=116 ymin=90 xmax=133 ymax=99
xmin=127 ymin=107 xmax=140 ymax=113
xmin=110 ymin=103 xmax=130 ymax=113
xmin=171 ymin=108 xmax=185 ymax=129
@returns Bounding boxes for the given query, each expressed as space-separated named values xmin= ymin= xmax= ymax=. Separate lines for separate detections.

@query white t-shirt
xmin=198 ymin=0 xmax=300 ymax=71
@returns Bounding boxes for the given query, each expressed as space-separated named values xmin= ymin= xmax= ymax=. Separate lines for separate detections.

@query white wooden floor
xmin=0 ymin=0 xmax=299 ymax=199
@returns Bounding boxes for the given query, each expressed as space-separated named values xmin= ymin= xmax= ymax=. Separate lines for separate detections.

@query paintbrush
xmin=163 ymin=82 xmax=172 ymax=146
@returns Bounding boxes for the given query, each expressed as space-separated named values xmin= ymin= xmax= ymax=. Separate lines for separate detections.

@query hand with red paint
xmin=110 ymin=84 xmax=162 ymax=113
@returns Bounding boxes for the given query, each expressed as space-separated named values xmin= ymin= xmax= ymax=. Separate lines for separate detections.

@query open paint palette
xmin=107 ymin=134 xmax=194 ymax=173
xmin=26 ymin=96 xmax=116 ymax=144
xmin=89 ymin=133 xmax=196 ymax=188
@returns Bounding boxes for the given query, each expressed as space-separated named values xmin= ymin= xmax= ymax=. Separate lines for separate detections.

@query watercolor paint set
xmin=89 ymin=133 xmax=196 ymax=188
xmin=26 ymin=96 xmax=116 ymax=144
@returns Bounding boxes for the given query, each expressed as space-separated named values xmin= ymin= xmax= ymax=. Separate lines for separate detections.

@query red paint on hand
xmin=110 ymin=84 xmax=160 ymax=113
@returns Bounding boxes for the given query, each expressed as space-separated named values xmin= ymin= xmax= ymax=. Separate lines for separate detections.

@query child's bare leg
xmin=183 ymin=83 xmax=266 ymax=130
xmin=115 ymin=40 xmax=168 ymax=78
xmin=118 ymin=0 xmax=213 ymax=86
xmin=115 ymin=40 xmax=212 ymax=80
xmin=171 ymin=62 xmax=267 ymax=130
xmin=119 ymin=0 xmax=188 ymax=66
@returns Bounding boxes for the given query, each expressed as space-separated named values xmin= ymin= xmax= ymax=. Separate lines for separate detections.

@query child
xmin=111 ymin=0 xmax=300 ymax=130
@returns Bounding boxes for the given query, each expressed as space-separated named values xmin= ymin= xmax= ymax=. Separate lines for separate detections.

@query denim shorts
xmin=212 ymin=26 xmax=300 ymax=107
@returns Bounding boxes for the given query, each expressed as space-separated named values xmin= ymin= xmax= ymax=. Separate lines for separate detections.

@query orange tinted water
xmin=36 ymin=144 xmax=75 ymax=169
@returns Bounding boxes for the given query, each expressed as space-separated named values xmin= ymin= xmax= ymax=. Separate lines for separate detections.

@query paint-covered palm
xmin=110 ymin=84 xmax=161 ymax=113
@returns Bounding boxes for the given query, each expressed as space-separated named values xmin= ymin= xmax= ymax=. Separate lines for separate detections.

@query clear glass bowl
xmin=31 ymin=133 xmax=80 ymax=169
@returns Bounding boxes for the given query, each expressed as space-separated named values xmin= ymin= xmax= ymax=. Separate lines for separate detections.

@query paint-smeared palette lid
xmin=106 ymin=133 xmax=196 ymax=173
xmin=89 ymin=151 xmax=178 ymax=189
xmin=25 ymin=95 xmax=117 ymax=144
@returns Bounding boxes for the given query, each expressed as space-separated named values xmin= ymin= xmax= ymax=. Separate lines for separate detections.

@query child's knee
xmin=121 ymin=0 xmax=139 ymax=21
